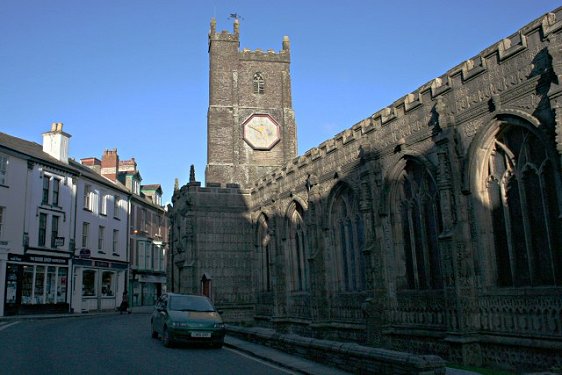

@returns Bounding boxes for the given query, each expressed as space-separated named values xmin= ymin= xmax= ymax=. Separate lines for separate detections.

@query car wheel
xmin=150 ymin=321 xmax=158 ymax=339
xmin=212 ymin=339 xmax=224 ymax=349
xmin=162 ymin=326 xmax=173 ymax=348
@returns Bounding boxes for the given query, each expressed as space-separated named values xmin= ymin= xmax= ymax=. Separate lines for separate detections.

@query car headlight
xmin=172 ymin=322 xmax=188 ymax=328
xmin=214 ymin=322 xmax=225 ymax=329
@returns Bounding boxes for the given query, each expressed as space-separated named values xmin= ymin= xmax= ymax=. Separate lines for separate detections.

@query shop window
xmin=5 ymin=264 xmax=19 ymax=304
xmin=57 ymin=268 xmax=68 ymax=303
xmin=83 ymin=270 xmax=96 ymax=296
xmin=34 ymin=266 xmax=45 ymax=304
xmin=101 ymin=271 xmax=115 ymax=296
xmin=46 ymin=266 xmax=57 ymax=303
xmin=22 ymin=266 xmax=33 ymax=304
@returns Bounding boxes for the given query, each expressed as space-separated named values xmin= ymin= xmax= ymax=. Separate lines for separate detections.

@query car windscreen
xmin=169 ymin=296 xmax=215 ymax=312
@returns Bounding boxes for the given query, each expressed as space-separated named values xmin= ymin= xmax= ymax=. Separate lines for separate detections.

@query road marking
xmin=225 ymin=347 xmax=298 ymax=374
xmin=0 ymin=321 xmax=21 ymax=331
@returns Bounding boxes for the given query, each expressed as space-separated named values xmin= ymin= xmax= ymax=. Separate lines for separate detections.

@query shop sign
xmin=54 ymin=237 xmax=65 ymax=247
xmin=8 ymin=253 xmax=69 ymax=265
xmin=79 ymin=248 xmax=91 ymax=259
xmin=95 ymin=261 xmax=110 ymax=268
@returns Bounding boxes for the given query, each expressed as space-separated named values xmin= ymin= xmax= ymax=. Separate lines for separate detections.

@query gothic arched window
xmin=287 ymin=203 xmax=308 ymax=291
xmin=256 ymin=214 xmax=272 ymax=292
xmin=253 ymin=72 xmax=265 ymax=94
xmin=329 ymin=185 xmax=366 ymax=292
xmin=486 ymin=125 xmax=562 ymax=287
xmin=397 ymin=160 xmax=443 ymax=290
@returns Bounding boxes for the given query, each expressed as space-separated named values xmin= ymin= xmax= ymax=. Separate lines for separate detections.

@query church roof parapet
xmin=248 ymin=7 xmax=562 ymax=197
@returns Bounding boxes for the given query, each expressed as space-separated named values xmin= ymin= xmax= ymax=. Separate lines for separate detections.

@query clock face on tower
xmin=243 ymin=114 xmax=280 ymax=150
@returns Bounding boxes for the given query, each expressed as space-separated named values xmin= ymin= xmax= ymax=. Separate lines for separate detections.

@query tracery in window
xmin=486 ymin=125 xmax=562 ymax=287
xmin=253 ymin=72 xmax=265 ymax=94
xmin=329 ymin=184 xmax=365 ymax=292
xmin=397 ymin=159 xmax=442 ymax=290
xmin=287 ymin=203 xmax=307 ymax=291
xmin=256 ymin=214 xmax=272 ymax=292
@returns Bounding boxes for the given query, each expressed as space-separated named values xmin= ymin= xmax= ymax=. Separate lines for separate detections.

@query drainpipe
xmin=69 ymin=172 xmax=80 ymax=313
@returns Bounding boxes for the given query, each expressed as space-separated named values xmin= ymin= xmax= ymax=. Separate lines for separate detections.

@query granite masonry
xmin=168 ymin=9 xmax=562 ymax=372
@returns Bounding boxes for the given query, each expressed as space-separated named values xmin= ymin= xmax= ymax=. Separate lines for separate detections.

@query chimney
xmin=80 ymin=157 xmax=102 ymax=174
xmin=42 ymin=122 xmax=71 ymax=164
xmin=101 ymin=149 xmax=119 ymax=181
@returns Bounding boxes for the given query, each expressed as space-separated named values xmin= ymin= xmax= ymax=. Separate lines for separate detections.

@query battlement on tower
xmin=209 ymin=18 xmax=290 ymax=62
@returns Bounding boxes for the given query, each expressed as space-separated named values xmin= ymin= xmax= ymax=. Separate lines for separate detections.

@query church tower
xmin=205 ymin=18 xmax=297 ymax=188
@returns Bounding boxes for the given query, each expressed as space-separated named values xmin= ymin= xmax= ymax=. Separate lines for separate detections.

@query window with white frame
xmin=137 ymin=241 xmax=146 ymax=269
xmin=82 ymin=222 xmax=89 ymax=248
xmin=84 ymin=185 xmax=92 ymax=210
xmin=0 ymin=206 xmax=4 ymax=239
xmin=145 ymin=243 xmax=151 ymax=270
xmin=51 ymin=215 xmax=59 ymax=248
xmin=113 ymin=196 xmax=121 ymax=219
xmin=152 ymin=245 xmax=158 ymax=270
xmin=112 ymin=229 xmax=118 ymax=254
xmin=42 ymin=176 xmax=50 ymax=205
xmin=159 ymin=246 xmax=165 ymax=272
xmin=100 ymin=193 xmax=107 ymax=215
xmin=0 ymin=154 xmax=8 ymax=185
xmin=52 ymin=178 xmax=60 ymax=206
xmin=39 ymin=213 xmax=47 ymax=247
xmin=132 ymin=178 xmax=140 ymax=195
xmin=98 ymin=225 xmax=105 ymax=251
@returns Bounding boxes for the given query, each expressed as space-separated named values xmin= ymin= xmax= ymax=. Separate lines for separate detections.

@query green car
xmin=151 ymin=293 xmax=226 ymax=348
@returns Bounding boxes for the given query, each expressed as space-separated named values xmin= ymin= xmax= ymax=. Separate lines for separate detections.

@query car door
xmin=153 ymin=294 xmax=168 ymax=334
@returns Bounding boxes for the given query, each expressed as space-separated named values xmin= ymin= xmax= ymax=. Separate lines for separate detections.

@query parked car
xmin=151 ymin=293 xmax=225 ymax=348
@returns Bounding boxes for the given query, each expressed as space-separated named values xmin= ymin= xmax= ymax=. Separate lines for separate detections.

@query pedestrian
xmin=119 ymin=291 xmax=130 ymax=314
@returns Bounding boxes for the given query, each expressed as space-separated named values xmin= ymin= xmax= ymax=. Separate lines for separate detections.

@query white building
xmin=0 ymin=124 xmax=133 ymax=316
xmin=0 ymin=124 xmax=77 ymax=315
xmin=70 ymin=158 xmax=130 ymax=313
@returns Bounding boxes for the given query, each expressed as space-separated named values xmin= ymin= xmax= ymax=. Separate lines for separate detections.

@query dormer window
xmin=253 ymin=73 xmax=265 ymax=94
xmin=133 ymin=178 xmax=140 ymax=195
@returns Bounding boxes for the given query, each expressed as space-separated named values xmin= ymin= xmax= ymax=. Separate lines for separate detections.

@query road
xmin=0 ymin=313 xmax=295 ymax=375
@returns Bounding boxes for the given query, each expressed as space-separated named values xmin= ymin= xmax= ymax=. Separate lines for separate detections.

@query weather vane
xmin=228 ymin=13 xmax=244 ymax=21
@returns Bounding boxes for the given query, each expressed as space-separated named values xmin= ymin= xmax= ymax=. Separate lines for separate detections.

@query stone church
xmin=168 ymin=8 xmax=562 ymax=371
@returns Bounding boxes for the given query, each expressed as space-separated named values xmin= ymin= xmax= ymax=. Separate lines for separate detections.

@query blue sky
xmin=1 ymin=1 xmax=560 ymax=204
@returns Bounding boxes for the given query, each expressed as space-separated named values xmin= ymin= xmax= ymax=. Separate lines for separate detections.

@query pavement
xmin=0 ymin=306 xmax=479 ymax=375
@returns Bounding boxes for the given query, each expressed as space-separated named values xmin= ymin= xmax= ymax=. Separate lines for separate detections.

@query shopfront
xmin=72 ymin=258 xmax=127 ymax=313
xmin=4 ymin=254 xmax=69 ymax=315
xmin=130 ymin=272 xmax=166 ymax=307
